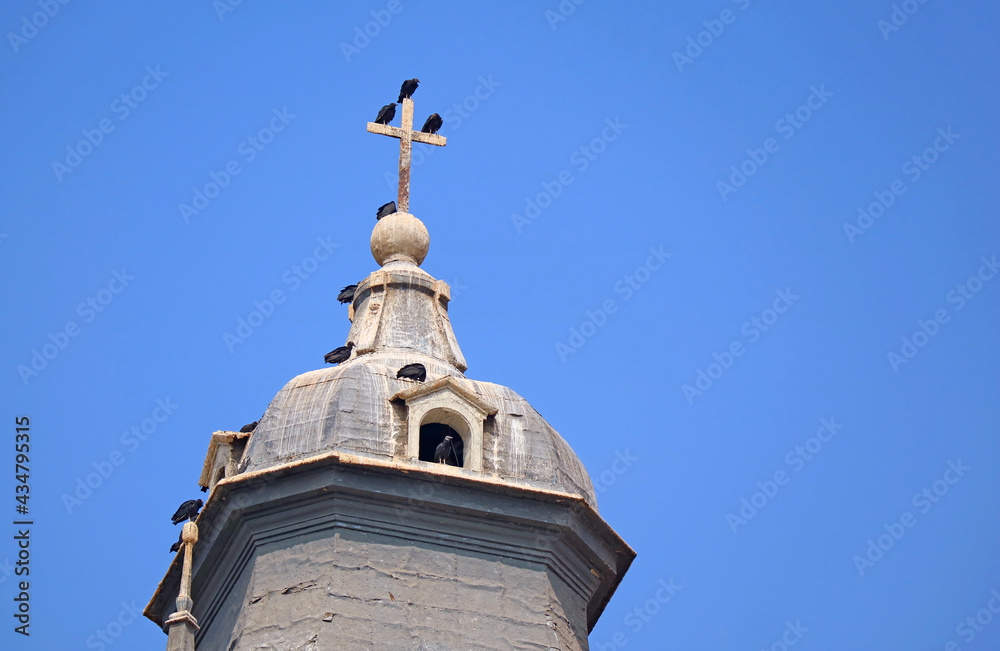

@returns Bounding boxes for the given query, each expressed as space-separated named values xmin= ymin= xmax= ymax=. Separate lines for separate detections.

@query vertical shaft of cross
xmin=398 ymin=98 xmax=413 ymax=213
xmin=366 ymin=94 xmax=446 ymax=215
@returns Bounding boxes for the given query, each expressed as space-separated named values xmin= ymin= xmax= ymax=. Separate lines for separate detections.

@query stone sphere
xmin=370 ymin=212 xmax=429 ymax=266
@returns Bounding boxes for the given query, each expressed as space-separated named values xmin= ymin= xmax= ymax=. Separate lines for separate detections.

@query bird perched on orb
xmin=376 ymin=201 xmax=397 ymax=220
xmin=337 ymin=285 xmax=357 ymax=304
xmin=169 ymin=532 xmax=183 ymax=553
xmin=434 ymin=435 xmax=459 ymax=466
xmin=420 ymin=113 xmax=443 ymax=135
xmin=171 ymin=499 xmax=203 ymax=525
xmin=374 ymin=103 xmax=396 ymax=125
xmin=396 ymin=363 xmax=426 ymax=382
xmin=239 ymin=420 xmax=258 ymax=434
xmin=324 ymin=342 xmax=354 ymax=365
xmin=398 ymin=78 xmax=419 ymax=102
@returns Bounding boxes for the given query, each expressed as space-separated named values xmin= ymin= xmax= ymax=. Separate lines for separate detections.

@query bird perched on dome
xmin=337 ymin=285 xmax=357 ymax=304
xmin=374 ymin=103 xmax=396 ymax=125
xmin=396 ymin=363 xmax=426 ymax=382
xmin=376 ymin=201 xmax=397 ymax=220
xmin=420 ymin=113 xmax=443 ymax=135
xmin=239 ymin=420 xmax=258 ymax=433
xmin=324 ymin=342 xmax=354 ymax=365
xmin=171 ymin=499 xmax=203 ymax=525
xmin=398 ymin=78 xmax=419 ymax=102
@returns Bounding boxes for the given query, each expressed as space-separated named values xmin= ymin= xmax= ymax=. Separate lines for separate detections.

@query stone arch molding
xmin=392 ymin=376 xmax=498 ymax=472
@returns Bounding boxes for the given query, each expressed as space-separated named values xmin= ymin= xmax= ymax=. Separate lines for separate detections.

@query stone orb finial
xmin=371 ymin=212 xmax=429 ymax=266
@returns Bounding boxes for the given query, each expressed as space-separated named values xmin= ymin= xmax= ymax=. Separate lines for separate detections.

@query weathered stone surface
xmin=226 ymin=531 xmax=585 ymax=650
xmin=238 ymin=351 xmax=598 ymax=508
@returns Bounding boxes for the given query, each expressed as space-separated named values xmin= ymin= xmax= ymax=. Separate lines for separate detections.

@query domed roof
xmin=238 ymin=212 xmax=597 ymax=508
xmin=240 ymin=350 xmax=598 ymax=508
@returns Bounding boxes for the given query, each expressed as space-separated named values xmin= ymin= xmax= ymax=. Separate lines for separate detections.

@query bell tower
xmin=144 ymin=86 xmax=634 ymax=650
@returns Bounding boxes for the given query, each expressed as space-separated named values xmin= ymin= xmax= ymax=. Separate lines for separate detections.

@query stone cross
xmin=367 ymin=97 xmax=446 ymax=213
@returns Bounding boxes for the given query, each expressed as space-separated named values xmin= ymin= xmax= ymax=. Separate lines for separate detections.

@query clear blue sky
xmin=1 ymin=1 xmax=997 ymax=649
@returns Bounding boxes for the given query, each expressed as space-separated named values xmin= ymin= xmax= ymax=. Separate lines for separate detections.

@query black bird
xmin=374 ymin=103 xmax=396 ymax=125
xmin=199 ymin=485 xmax=208 ymax=493
xmin=324 ymin=342 xmax=354 ymax=365
xmin=376 ymin=201 xmax=397 ymax=220
xmin=420 ymin=113 xmax=443 ymax=135
xmin=398 ymin=78 xmax=420 ymax=102
xmin=337 ymin=285 xmax=357 ymax=304
xmin=169 ymin=532 xmax=183 ymax=553
xmin=434 ymin=435 xmax=458 ymax=465
xmin=239 ymin=420 xmax=258 ymax=434
xmin=396 ymin=363 xmax=426 ymax=382
xmin=171 ymin=499 xmax=203 ymax=525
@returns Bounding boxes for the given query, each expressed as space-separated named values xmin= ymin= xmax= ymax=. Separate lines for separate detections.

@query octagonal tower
xmin=145 ymin=211 xmax=633 ymax=649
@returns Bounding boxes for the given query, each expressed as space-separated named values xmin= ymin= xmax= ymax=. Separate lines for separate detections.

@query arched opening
xmin=419 ymin=422 xmax=464 ymax=467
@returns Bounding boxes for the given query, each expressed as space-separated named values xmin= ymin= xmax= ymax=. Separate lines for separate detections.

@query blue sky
xmin=1 ymin=1 xmax=997 ymax=648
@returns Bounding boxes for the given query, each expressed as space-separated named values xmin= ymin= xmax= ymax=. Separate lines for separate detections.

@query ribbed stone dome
xmin=239 ymin=350 xmax=597 ymax=508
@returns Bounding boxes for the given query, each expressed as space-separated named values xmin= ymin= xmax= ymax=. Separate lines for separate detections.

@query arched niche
xmin=392 ymin=376 xmax=497 ymax=473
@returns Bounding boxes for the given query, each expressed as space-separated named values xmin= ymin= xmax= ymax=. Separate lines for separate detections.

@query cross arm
xmin=365 ymin=122 xmax=447 ymax=147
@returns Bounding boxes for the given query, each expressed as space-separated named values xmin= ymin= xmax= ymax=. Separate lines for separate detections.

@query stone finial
xmin=371 ymin=212 xmax=430 ymax=267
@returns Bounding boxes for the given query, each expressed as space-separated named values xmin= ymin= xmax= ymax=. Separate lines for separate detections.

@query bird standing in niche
xmin=337 ymin=285 xmax=357 ymax=304
xmin=171 ymin=499 xmax=203 ymax=525
xmin=420 ymin=113 xmax=443 ymax=135
xmin=398 ymin=78 xmax=419 ymax=102
xmin=169 ymin=532 xmax=183 ymax=553
xmin=324 ymin=342 xmax=354 ymax=365
xmin=239 ymin=420 xmax=258 ymax=433
xmin=374 ymin=103 xmax=396 ymax=125
xmin=376 ymin=201 xmax=397 ymax=220
xmin=396 ymin=363 xmax=426 ymax=382
xmin=434 ymin=435 xmax=459 ymax=466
